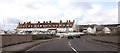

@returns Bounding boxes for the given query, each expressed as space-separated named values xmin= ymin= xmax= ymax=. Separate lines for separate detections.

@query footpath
xmin=2 ymin=38 xmax=59 ymax=53
xmin=86 ymin=35 xmax=119 ymax=50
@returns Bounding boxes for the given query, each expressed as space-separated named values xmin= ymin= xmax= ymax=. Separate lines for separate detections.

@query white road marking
xmin=69 ymin=43 xmax=71 ymax=46
xmin=68 ymin=42 xmax=71 ymax=46
xmin=68 ymin=41 xmax=78 ymax=53
xmin=69 ymin=42 xmax=70 ymax=44
xmin=71 ymin=47 xmax=78 ymax=53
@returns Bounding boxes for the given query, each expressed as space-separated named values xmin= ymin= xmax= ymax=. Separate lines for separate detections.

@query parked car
xmin=67 ymin=36 xmax=73 ymax=39
xmin=76 ymin=35 xmax=81 ymax=38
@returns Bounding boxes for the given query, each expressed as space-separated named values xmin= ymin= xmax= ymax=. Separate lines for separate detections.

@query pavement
xmin=2 ymin=38 xmax=59 ymax=53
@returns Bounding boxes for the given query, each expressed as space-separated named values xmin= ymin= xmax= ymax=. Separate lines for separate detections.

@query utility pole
xmin=3 ymin=18 xmax=5 ymax=31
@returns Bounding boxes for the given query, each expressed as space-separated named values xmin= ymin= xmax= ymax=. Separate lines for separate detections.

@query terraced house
xmin=17 ymin=20 xmax=75 ymax=33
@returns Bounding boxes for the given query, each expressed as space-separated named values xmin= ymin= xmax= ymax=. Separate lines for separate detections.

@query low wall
xmin=92 ymin=36 xmax=119 ymax=44
xmin=32 ymin=34 xmax=53 ymax=39
xmin=1 ymin=34 xmax=32 ymax=47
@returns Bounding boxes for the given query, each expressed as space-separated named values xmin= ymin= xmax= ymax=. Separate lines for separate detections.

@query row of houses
xmin=76 ymin=24 xmax=120 ymax=34
xmin=17 ymin=20 xmax=75 ymax=32
xmin=0 ymin=19 xmax=119 ymax=35
xmin=3 ymin=20 xmax=75 ymax=35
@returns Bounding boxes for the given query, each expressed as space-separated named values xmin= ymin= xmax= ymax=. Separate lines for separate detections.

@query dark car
xmin=76 ymin=35 xmax=81 ymax=38
xmin=67 ymin=36 xmax=73 ymax=39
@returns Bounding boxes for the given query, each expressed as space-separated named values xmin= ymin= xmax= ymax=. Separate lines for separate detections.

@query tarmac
xmin=1 ymin=35 xmax=119 ymax=53
xmin=2 ymin=38 xmax=59 ymax=53
xmin=86 ymin=35 xmax=119 ymax=50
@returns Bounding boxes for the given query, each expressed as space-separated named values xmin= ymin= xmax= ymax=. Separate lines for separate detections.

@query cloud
xmin=72 ymin=0 xmax=119 ymax=2
xmin=0 ymin=0 xmax=118 ymax=30
xmin=87 ymin=4 xmax=101 ymax=15
xmin=71 ymin=2 xmax=92 ymax=10
xmin=81 ymin=7 xmax=118 ymax=25
xmin=6 ymin=17 xmax=23 ymax=24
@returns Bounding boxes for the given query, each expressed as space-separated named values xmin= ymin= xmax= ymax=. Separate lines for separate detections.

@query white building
xmin=17 ymin=20 xmax=75 ymax=34
xmin=87 ymin=26 xmax=96 ymax=34
xmin=87 ymin=27 xmax=93 ymax=33
xmin=103 ymin=27 xmax=111 ymax=33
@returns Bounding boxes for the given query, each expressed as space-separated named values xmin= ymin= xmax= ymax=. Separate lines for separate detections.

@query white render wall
xmin=17 ymin=28 xmax=74 ymax=32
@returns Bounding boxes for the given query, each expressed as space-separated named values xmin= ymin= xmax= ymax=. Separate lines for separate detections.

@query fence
xmin=1 ymin=34 xmax=32 ymax=47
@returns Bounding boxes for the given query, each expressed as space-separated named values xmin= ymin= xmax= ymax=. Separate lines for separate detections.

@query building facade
xmin=17 ymin=20 xmax=75 ymax=32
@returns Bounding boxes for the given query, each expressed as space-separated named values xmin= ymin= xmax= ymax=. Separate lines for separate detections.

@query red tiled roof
xmin=17 ymin=22 xmax=74 ymax=28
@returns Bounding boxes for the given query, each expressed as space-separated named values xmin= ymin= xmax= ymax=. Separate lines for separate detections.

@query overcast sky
xmin=0 ymin=0 xmax=119 ymax=30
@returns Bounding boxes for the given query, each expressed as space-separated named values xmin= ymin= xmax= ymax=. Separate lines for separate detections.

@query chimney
xmin=19 ymin=22 xmax=20 ymax=24
xmin=38 ymin=21 xmax=40 ymax=23
xmin=49 ymin=21 xmax=51 ymax=23
xmin=69 ymin=20 xmax=70 ymax=23
xmin=46 ymin=21 xmax=48 ymax=23
xmin=23 ymin=22 xmax=25 ymax=24
xmin=27 ymin=22 xmax=29 ymax=24
xmin=60 ymin=20 xmax=62 ymax=23
xmin=29 ymin=21 xmax=31 ymax=23
xmin=73 ymin=20 xmax=75 ymax=23
xmin=43 ymin=21 xmax=45 ymax=23
xmin=67 ymin=20 xmax=68 ymax=23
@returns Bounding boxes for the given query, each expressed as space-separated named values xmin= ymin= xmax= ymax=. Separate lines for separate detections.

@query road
xmin=26 ymin=36 xmax=118 ymax=53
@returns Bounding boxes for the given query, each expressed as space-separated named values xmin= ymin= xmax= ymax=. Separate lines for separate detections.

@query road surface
xmin=26 ymin=36 xmax=118 ymax=53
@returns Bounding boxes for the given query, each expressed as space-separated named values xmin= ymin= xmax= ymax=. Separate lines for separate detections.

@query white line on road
xmin=71 ymin=47 xmax=78 ymax=53
xmin=69 ymin=43 xmax=71 ymax=46
xmin=69 ymin=42 xmax=70 ymax=44
xmin=68 ymin=41 xmax=78 ymax=53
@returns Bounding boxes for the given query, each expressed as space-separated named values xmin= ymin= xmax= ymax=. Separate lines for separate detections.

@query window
xmin=25 ymin=25 xmax=27 ymax=27
xmin=54 ymin=25 xmax=56 ymax=27
xmin=59 ymin=24 xmax=61 ymax=26
xmin=53 ymin=25 xmax=55 ymax=27
xmin=23 ymin=25 xmax=24 ymax=27
xmin=63 ymin=24 xmax=65 ymax=26
xmin=34 ymin=25 xmax=37 ymax=28
xmin=45 ymin=25 xmax=48 ymax=27
xmin=40 ymin=25 xmax=42 ymax=27
xmin=31 ymin=25 xmax=33 ymax=27
xmin=37 ymin=25 xmax=39 ymax=27
xmin=28 ymin=25 xmax=30 ymax=27
xmin=46 ymin=25 xmax=48 ymax=27
xmin=67 ymin=24 xmax=69 ymax=26
xmin=20 ymin=25 xmax=23 ymax=28
xmin=42 ymin=25 xmax=44 ymax=27
xmin=44 ymin=25 xmax=46 ymax=27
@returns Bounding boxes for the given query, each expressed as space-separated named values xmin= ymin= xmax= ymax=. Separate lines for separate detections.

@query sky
xmin=0 ymin=0 xmax=119 ymax=30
